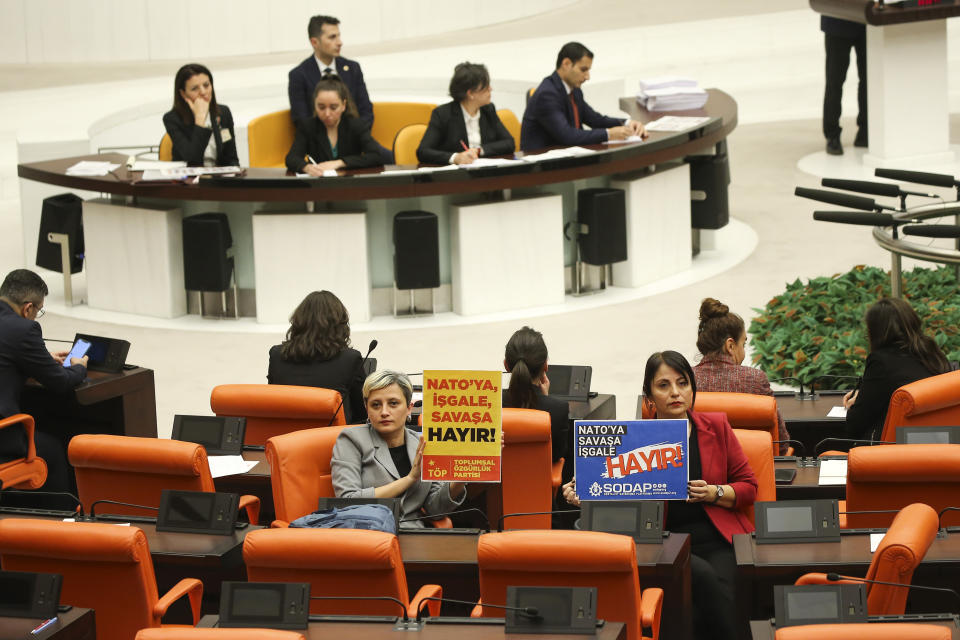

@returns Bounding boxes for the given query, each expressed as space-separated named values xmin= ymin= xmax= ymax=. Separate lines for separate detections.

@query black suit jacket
xmin=267 ymin=345 xmax=366 ymax=424
xmin=285 ymin=114 xmax=383 ymax=173
xmin=502 ymin=388 xmax=570 ymax=462
xmin=0 ymin=303 xmax=86 ymax=455
xmin=416 ymin=101 xmax=515 ymax=164
xmin=162 ymin=105 xmax=239 ymax=167
xmin=288 ymin=55 xmax=374 ymax=129
xmin=520 ymin=71 xmax=623 ymax=151
xmin=845 ymin=346 xmax=940 ymax=441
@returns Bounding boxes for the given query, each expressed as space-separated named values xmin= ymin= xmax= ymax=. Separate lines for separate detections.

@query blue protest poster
xmin=574 ymin=419 xmax=689 ymax=501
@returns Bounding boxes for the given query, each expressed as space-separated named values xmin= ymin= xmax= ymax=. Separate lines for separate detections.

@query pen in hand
xmin=307 ymin=155 xmax=318 ymax=165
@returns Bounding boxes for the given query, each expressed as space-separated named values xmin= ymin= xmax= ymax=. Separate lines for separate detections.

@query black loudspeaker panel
xmin=182 ymin=213 xmax=233 ymax=292
xmin=394 ymin=211 xmax=440 ymax=290
xmin=36 ymin=193 xmax=84 ymax=274
xmin=577 ymin=188 xmax=627 ymax=266
xmin=690 ymin=154 xmax=730 ymax=230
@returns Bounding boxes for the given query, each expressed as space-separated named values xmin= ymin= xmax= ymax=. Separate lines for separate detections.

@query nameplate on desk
xmin=157 ymin=490 xmax=239 ymax=536
xmin=581 ymin=500 xmax=664 ymax=543
xmin=774 ymin=584 xmax=867 ymax=628
xmin=172 ymin=415 xmax=245 ymax=455
xmin=0 ymin=570 xmax=61 ymax=619
xmin=219 ymin=582 xmax=309 ymax=630
xmin=755 ymin=499 xmax=840 ymax=544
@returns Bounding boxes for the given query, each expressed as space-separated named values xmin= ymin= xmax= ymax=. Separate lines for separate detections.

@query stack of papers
xmin=637 ymin=77 xmax=708 ymax=111
xmin=462 ymin=157 xmax=526 ymax=169
xmin=66 ymin=161 xmax=121 ymax=176
xmin=129 ymin=160 xmax=186 ymax=171
xmin=521 ymin=147 xmax=597 ymax=163
xmin=645 ymin=116 xmax=711 ymax=132
xmin=140 ymin=166 xmax=241 ymax=181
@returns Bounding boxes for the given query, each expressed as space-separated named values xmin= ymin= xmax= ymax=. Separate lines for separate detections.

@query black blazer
xmin=285 ymin=114 xmax=382 ymax=173
xmin=520 ymin=71 xmax=623 ymax=151
xmin=162 ymin=104 xmax=239 ymax=167
xmin=845 ymin=346 xmax=941 ymax=441
xmin=267 ymin=345 xmax=366 ymax=424
xmin=416 ymin=101 xmax=515 ymax=165
xmin=502 ymin=388 xmax=570 ymax=462
xmin=288 ymin=55 xmax=374 ymax=129
xmin=0 ymin=303 xmax=86 ymax=456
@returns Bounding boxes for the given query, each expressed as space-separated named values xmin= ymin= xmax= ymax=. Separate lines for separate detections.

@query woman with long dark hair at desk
xmin=285 ymin=76 xmax=382 ymax=175
xmin=563 ymin=350 xmax=756 ymax=640
xmin=162 ymin=63 xmax=239 ymax=167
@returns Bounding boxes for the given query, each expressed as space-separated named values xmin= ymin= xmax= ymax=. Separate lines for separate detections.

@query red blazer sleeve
xmin=719 ymin=416 xmax=758 ymax=508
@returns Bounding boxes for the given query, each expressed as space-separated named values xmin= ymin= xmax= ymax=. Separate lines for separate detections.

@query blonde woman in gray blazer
xmin=332 ymin=370 xmax=466 ymax=528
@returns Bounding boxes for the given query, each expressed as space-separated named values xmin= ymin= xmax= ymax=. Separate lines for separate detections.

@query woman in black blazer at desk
xmin=267 ymin=290 xmax=366 ymax=424
xmin=285 ymin=76 xmax=382 ymax=175
xmin=417 ymin=62 xmax=515 ymax=165
xmin=162 ymin=63 xmax=239 ymax=167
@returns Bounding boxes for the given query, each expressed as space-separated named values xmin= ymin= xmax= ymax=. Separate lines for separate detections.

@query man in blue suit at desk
xmin=288 ymin=15 xmax=393 ymax=162
xmin=521 ymin=42 xmax=646 ymax=152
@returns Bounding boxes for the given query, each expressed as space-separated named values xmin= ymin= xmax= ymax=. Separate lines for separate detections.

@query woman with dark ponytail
xmin=844 ymin=298 xmax=950 ymax=441
xmin=693 ymin=297 xmax=791 ymax=454
xmin=502 ymin=326 xmax=569 ymax=462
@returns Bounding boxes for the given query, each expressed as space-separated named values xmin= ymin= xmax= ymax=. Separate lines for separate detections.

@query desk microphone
xmin=938 ymin=507 xmax=960 ymax=527
xmin=767 ymin=377 xmax=805 ymax=397
xmin=837 ymin=508 xmax=901 ymax=516
xmin=875 ymin=167 xmax=959 ymax=189
xmin=795 ymin=187 xmax=896 ymax=212
xmin=400 ymin=507 xmax=491 ymax=532
xmin=328 ymin=339 xmax=378 ymax=427
xmin=812 ymin=211 xmax=896 ymax=226
xmin=41 ymin=337 xmax=74 ymax=344
xmin=497 ymin=509 xmax=581 ymax=532
xmin=772 ymin=440 xmax=806 ymax=457
xmin=0 ymin=489 xmax=84 ymax=517
xmin=814 ymin=437 xmax=894 ymax=456
xmin=821 ymin=178 xmax=937 ymax=210
xmin=903 ymin=224 xmax=960 ymax=239
xmin=413 ymin=596 xmax=539 ymax=623
xmin=89 ymin=499 xmax=158 ymax=519
xmin=309 ymin=595 xmax=411 ymax=623
xmin=825 ymin=573 xmax=960 ymax=607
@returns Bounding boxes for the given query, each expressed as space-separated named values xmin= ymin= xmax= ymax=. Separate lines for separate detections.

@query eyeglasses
xmin=35 ymin=306 xmax=45 ymax=319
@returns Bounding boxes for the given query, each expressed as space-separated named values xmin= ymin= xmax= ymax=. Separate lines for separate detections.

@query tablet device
xmin=0 ymin=571 xmax=61 ymax=619
xmin=546 ymin=365 xmax=592 ymax=402
xmin=157 ymin=490 xmax=239 ymax=535
xmin=72 ymin=333 xmax=130 ymax=373
xmin=755 ymin=499 xmax=840 ymax=544
xmin=172 ymin=415 xmax=246 ymax=455
xmin=62 ymin=338 xmax=90 ymax=368
xmin=505 ymin=586 xmax=597 ymax=635
xmin=581 ymin=500 xmax=664 ymax=543
xmin=895 ymin=426 xmax=960 ymax=444
xmin=219 ymin=582 xmax=309 ymax=630
xmin=774 ymin=584 xmax=866 ymax=627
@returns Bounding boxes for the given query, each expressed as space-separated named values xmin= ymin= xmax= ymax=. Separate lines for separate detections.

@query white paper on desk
xmin=129 ymin=160 xmax=186 ymax=171
xmin=65 ymin=161 xmax=121 ymax=176
xmin=208 ymin=455 xmax=258 ymax=478
xmin=645 ymin=116 xmax=711 ymax=132
xmin=606 ymin=136 xmax=643 ymax=144
xmin=62 ymin=518 xmax=130 ymax=525
xmin=869 ymin=532 xmax=885 ymax=553
xmin=827 ymin=406 xmax=847 ymax=418
xmin=463 ymin=157 xmax=525 ymax=168
xmin=818 ymin=459 xmax=848 ymax=485
xmin=417 ymin=164 xmax=461 ymax=173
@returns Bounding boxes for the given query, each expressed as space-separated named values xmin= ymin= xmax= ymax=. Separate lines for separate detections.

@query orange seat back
xmin=69 ymin=434 xmax=214 ymax=517
xmin=158 ymin=134 xmax=173 ymax=162
xmin=0 ymin=414 xmax=47 ymax=490
xmin=732 ymin=429 xmax=775 ymax=526
xmin=775 ymin=622 xmax=950 ymax=640
xmin=879 ymin=370 xmax=960 ymax=442
xmin=496 ymin=109 xmax=521 ymax=151
xmin=845 ymin=444 xmax=960 ymax=528
xmin=248 ymin=110 xmax=296 ymax=168
xmin=138 ymin=630 xmax=306 ymax=640
xmin=0 ymin=519 xmax=163 ymax=640
xmin=393 ymin=123 xmax=427 ymax=165
xmin=243 ymin=528 xmax=410 ymax=615
xmin=211 ymin=384 xmax=345 ymax=445
xmin=501 ymin=408 xmax=553 ymax=530
xmin=370 ymin=102 xmax=436 ymax=150
xmin=477 ymin=530 xmax=644 ymax=640
xmin=865 ymin=503 xmax=939 ymax=614
xmin=266 ymin=425 xmax=349 ymax=523
xmin=693 ymin=392 xmax=779 ymax=456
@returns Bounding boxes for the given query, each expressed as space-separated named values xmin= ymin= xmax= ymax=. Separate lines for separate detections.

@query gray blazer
xmin=331 ymin=424 xmax=465 ymax=528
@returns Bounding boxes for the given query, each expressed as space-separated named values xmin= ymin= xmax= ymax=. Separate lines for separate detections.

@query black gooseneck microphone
xmin=812 ymin=211 xmax=896 ymax=226
xmin=309 ymin=595 xmax=411 ymax=623
xmin=795 ymin=187 xmax=896 ymax=212
xmin=825 ymin=573 xmax=960 ymax=607
xmin=89 ymin=499 xmax=158 ymax=519
xmin=903 ymin=224 xmax=960 ymax=239
xmin=413 ymin=596 xmax=540 ymax=623
xmin=497 ymin=509 xmax=581 ymax=532
xmin=0 ymin=489 xmax=84 ymax=517
xmin=772 ymin=440 xmax=806 ymax=457
xmin=814 ymin=437 xmax=894 ymax=456
xmin=821 ymin=177 xmax=937 ymax=210
xmin=938 ymin=507 xmax=960 ymax=527
xmin=328 ymin=339 xmax=378 ymax=426
xmin=400 ymin=508 xmax=491 ymax=532
xmin=874 ymin=167 xmax=958 ymax=190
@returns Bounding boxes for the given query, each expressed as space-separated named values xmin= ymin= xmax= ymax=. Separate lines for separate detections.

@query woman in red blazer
xmin=564 ymin=349 xmax=756 ymax=640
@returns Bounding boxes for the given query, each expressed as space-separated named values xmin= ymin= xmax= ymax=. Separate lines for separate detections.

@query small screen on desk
xmin=179 ymin=417 xmax=223 ymax=447
xmin=905 ymin=430 xmax=950 ymax=444
xmin=549 ymin=367 xmax=571 ymax=394
xmin=0 ymin=573 xmax=32 ymax=607
xmin=166 ymin=493 xmax=215 ymax=525
xmin=520 ymin=589 xmax=573 ymax=626
xmin=83 ymin=339 xmax=109 ymax=366
xmin=786 ymin=591 xmax=838 ymax=620
xmin=594 ymin=506 xmax=639 ymax=533
xmin=230 ymin=587 xmax=284 ymax=619
xmin=766 ymin=506 xmax=813 ymax=533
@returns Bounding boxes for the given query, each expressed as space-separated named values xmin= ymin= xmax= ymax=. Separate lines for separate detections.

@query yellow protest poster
xmin=421 ymin=370 xmax=502 ymax=483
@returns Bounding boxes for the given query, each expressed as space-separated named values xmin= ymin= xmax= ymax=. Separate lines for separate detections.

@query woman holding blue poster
xmin=563 ymin=350 xmax=756 ymax=640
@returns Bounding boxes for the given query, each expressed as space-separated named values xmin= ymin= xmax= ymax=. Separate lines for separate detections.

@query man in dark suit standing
xmin=288 ymin=15 xmax=393 ymax=162
xmin=821 ymin=16 xmax=867 ymax=156
xmin=521 ymin=42 xmax=645 ymax=152
xmin=0 ymin=269 xmax=87 ymax=494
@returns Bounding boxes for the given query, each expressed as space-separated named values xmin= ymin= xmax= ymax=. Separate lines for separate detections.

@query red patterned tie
xmin=569 ymin=93 xmax=581 ymax=129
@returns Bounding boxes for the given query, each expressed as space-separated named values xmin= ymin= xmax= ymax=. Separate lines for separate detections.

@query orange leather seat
xmin=393 ymin=123 xmax=427 ymax=165
xmin=0 ymin=519 xmax=203 ymax=640
xmin=0 ymin=414 xmax=47 ymax=489
xmin=841 ymin=444 xmax=960 ymax=528
xmin=496 ymin=109 xmax=521 ymax=151
xmin=158 ymin=134 xmax=173 ymax=162
xmin=247 ymin=109 xmax=296 ymax=168
xmin=879 ymin=369 xmax=960 ymax=442
xmin=137 ymin=630 xmax=305 ymax=640
xmin=775 ymin=623 xmax=949 ymax=640
xmin=475 ymin=530 xmax=663 ymax=640
xmin=370 ymin=102 xmax=436 ymax=151
xmin=499 ymin=408 xmax=553 ymax=530
xmin=732 ymin=428 xmax=775 ymax=526
xmin=243 ymin=527 xmax=442 ymax=618
xmin=210 ymin=384 xmax=345 ymax=445
xmin=795 ymin=503 xmax=938 ymax=615
xmin=68 ymin=434 xmax=259 ymax=524
xmin=265 ymin=425 xmax=348 ymax=526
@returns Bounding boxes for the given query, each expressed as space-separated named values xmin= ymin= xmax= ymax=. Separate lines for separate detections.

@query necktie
xmin=569 ymin=93 xmax=581 ymax=129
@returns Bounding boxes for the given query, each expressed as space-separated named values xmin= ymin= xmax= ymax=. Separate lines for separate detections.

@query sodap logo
xmin=588 ymin=482 xmax=603 ymax=497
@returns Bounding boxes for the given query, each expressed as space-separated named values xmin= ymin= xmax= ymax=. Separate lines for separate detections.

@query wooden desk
xmin=750 ymin=615 xmax=960 ymax=640
xmin=773 ymin=459 xmax=845 ymax=502
xmin=777 ymin=394 xmax=846 ymax=457
xmin=735 ymin=530 xmax=960 ymax=623
xmin=198 ymin=614 xmax=627 ymax=639
xmin=0 ymin=608 xmax=94 ymax=640
xmin=398 ymin=531 xmax=691 ymax=640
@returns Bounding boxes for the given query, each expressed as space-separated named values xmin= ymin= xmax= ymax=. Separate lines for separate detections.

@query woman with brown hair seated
xmin=162 ymin=63 xmax=239 ymax=167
